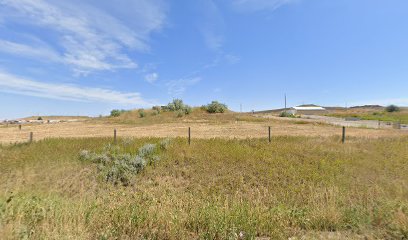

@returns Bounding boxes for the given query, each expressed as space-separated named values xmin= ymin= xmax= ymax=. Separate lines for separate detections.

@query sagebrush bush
xmin=110 ymin=109 xmax=127 ymax=117
xmin=152 ymin=106 xmax=162 ymax=113
xmin=138 ymin=109 xmax=146 ymax=118
xmin=163 ymin=99 xmax=192 ymax=116
xmin=204 ymin=101 xmax=228 ymax=113
xmin=279 ymin=111 xmax=297 ymax=118
xmin=79 ymin=140 xmax=170 ymax=186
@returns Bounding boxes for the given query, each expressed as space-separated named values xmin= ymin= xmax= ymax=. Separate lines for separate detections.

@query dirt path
xmin=258 ymin=114 xmax=408 ymax=129
xmin=0 ymin=120 xmax=406 ymax=144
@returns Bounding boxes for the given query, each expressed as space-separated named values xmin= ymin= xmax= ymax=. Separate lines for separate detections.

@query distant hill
xmin=349 ymin=105 xmax=384 ymax=109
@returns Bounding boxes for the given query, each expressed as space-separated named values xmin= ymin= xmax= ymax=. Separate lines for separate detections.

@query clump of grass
xmin=151 ymin=110 xmax=160 ymax=116
xmin=176 ymin=110 xmax=185 ymax=118
xmin=294 ymin=120 xmax=309 ymax=124
xmin=160 ymin=138 xmax=171 ymax=150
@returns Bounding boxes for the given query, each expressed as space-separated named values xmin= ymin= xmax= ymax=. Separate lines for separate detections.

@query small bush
xmin=37 ymin=117 xmax=43 ymax=121
xmin=204 ymin=101 xmax=228 ymax=113
xmin=163 ymin=99 xmax=192 ymax=116
xmin=138 ymin=109 xmax=146 ymax=118
xmin=151 ymin=110 xmax=159 ymax=116
xmin=184 ymin=105 xmax=192 ymax=115
xmin=385 ymin=105 xmax=400 ymax=113
xmin=110 ymin=109 xmax=127 ymax=117
xmin=152 ymin=106 xmax=162 ymax=114
xmin=279 ymin=111 xmax=297 ymax=118
xmin=79 ymin=140 xmax=170 ymax=186
xmin=176 ymin=110 xmax=185 ymax=118
xmin=166 ymin=99 xmax=184 ymax=111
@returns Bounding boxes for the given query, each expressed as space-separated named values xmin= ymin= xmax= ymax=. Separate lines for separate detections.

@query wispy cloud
xmin=0 ymin=71 xmax=151 ymax=105
xmin=144 ymin=72 xmax=159 ymax=83
xmin=0 ymin=0 xmax=166 ymax=74
xmin=0 ymin=39 xmax=61 ymax=62
xmin=232 ymin=0 xmax=297 ymax=12
xmin=166 ymin=77 xmax=201 ymax=96
xmin=199 ymin=0 xmax=225 ymax=51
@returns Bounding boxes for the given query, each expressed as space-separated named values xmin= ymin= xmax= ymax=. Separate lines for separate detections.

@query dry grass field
xmin=0 ymin=109 xmax=406 ymax=144
xmin=1 ymin=109 xmax=408 ymax=239
xmin=1 ymin=137 xmax=408 ymax=239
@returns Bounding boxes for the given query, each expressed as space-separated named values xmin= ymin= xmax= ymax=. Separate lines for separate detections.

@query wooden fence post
xmin=188 ymin=127 xmax=191 ymax=145
xmin=268 ymin=126 xmax=271 ymax=143
xmin=342 ymin=126 xmax=346 ymax=144
xmin=29 ymin=132 xmax=33 ymax=143
xmin=114 ymin=129 xmax=117 ymax=143
xmin=19 ymin=124 xmax=22 ymax=130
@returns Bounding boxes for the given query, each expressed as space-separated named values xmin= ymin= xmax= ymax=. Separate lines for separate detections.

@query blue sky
xmin=0 ymin=0 xmax=408 ymax=119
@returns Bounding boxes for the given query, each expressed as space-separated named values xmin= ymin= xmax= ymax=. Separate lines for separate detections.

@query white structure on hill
xmin=287 ymin=105 xmax=327 ymax=115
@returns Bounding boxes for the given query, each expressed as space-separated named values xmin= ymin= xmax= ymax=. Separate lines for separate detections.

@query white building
xmin=287 ymin=105 xmax=327 ymax=115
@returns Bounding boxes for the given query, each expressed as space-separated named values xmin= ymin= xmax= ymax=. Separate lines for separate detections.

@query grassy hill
xmin=99 ymin=108 xmax=266 ymax=125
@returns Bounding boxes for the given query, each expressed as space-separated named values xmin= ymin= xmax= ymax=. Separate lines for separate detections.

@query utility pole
xmin=284 ymin=94 xmax=287 ymax=111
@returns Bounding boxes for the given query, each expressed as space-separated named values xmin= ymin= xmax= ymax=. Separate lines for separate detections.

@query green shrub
xmin=110 ymin=109 xmax=127 ymax=117
xmin=79 ymin=140 xmax=170 ymax=186
xmin=151 ymin=110 xmax=159 ymax=116
xmin=138 ymin=109 xmax=146 ymax=118
xmin=279 ymin=111 xmax=297 ymax=118
xmin=204 ymin=101 xmax=228 ymax=113
xmin=184 ymin=105 xmax=192 ymax=115
xmin=37 ymin=117 xmax=43 ymax=121
xmin=385 ymin=105 xmax=400 ymax=112
xmin=163 ymin=99 xmax=192 ymax=116
xmin=166 ymin=99 xmax=184 ymax=111
xmin=152 ymin=106 xmax=162 ymax=113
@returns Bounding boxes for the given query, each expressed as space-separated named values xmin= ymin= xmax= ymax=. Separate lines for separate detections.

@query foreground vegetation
xmin=1 ymin=136 xmax=408 ymax=239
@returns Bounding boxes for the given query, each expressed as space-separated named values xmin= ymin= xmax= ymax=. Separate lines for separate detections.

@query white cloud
xmin=232 ymin=0 xmax=297 ymax=12
xmin=200 ymin=0 xmax=225 ymax=51
xmin=0 ymin=39 xmax=61 ymax=62
xmin=0 ymin=71 xmax=151 ymax=105
xmin=166 ymin=77 xmax=201 ymax=96
xmin=0 ymin=0 xmax=166 ymax=74
xmin=144 ymin=72 xmax=159 ymax=83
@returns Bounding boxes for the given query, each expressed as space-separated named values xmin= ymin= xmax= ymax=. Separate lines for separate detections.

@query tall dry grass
xmin=1 ymin=136 xmax=407 ymax=239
